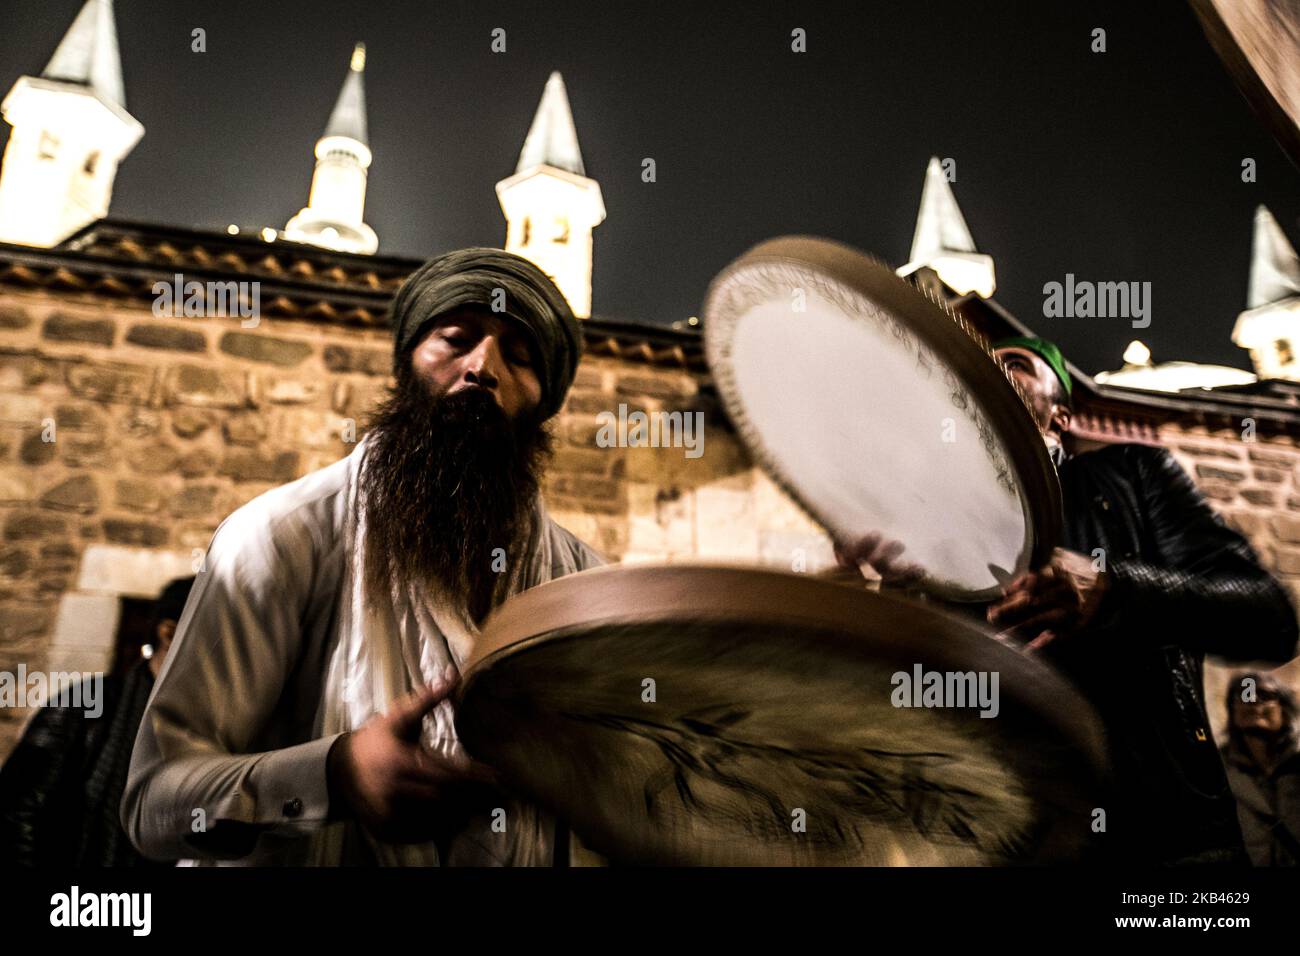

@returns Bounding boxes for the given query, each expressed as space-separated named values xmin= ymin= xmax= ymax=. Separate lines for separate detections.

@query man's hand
xmin=986 ymin=547 xmax=1109 ymax=651
xmin=834 ymin=531 xmax=926 ymax=587
xmin=326 ymin=666 xmax=498 ymax=844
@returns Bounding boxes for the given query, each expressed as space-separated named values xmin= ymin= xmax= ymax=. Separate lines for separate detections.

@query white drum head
xmin=703 ymin=237 xmax=1061 ymax=600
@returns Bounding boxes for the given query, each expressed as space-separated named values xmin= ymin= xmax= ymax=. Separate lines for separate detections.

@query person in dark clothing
xmin=1220 ymin=670 xmax=1300 ymax=866
xmin=984 ymin=337 xmax=1298 ymax=865
xmin=0 ymin=576 xmax=194 ymax=867
xmin=838 ymin=336 xmax=1298 ymax=865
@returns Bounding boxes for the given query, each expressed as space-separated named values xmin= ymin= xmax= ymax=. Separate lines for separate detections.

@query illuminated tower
xmin=285 ymin=43 xmax=378 ymax=255
xmin=0 ymin=0 xmax=143 ymax=247
xmin=897 ymin=156 xmax=996 ymax=299
xmin=496 ymin=72 xmax=605 ymax=318
xmin=1232 ymin=205 xmax=1300 ymax=381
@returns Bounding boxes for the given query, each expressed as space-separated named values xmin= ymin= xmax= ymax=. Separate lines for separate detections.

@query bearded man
xmin=122 ymin=248 xmax=604 ymax=866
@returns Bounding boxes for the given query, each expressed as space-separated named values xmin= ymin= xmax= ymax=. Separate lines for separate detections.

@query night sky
xmin=1 ymin=0 xmax=1299 ymax=376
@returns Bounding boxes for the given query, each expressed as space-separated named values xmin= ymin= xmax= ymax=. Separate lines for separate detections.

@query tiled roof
xmin=955 ymin=290 xmax=1300 ymax=430
xmin=3 ymin=220 xmax=1296 ymax=432
xmin=0 ymin=219 xmax=707 ymax=371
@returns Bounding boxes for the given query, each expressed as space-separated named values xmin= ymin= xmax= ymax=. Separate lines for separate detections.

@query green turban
xmin=389 ymin=247 xmax=582 ymax=420
xmin=992 ymin=335 xmax=1073 ymax=400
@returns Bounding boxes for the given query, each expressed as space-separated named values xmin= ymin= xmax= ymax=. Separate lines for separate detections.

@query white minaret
xmin=496 ymin=72 xmax=605 ymax=318
xmin=896 ymin=156 xmax=996 ymax=298
xmin=285 ymin=43 xmax=378 ymax=255
xmin=1232 ymin=205 xmax=1300 ymax=381
xmin=0 ymin=0 xmax=143 ymax=247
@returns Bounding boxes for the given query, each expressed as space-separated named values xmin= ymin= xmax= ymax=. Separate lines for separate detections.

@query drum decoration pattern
xmin=455 ymin=566 xmax=1111 ymax=866
xmin=703 ymin=235 xmax=1062 ymax=601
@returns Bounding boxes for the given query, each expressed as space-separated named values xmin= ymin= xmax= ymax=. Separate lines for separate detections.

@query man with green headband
xmin=840 ymin=334 xmax=1296 ymax=865
xmin=989 ymin=336 xmax=1073 ymax=464
xmin=124 ymin=248 xmax=604 ymax=866
xmin=988 ymin=336 xmax=1296 ymax=865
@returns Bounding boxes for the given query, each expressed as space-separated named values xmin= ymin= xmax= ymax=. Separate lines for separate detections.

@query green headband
xmin=992 ymin=335 xmax=1073 ymax=399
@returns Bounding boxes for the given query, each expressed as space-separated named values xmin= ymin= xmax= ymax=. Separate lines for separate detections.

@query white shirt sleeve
xmin=120 ymin=504 xmax=341 ymax=861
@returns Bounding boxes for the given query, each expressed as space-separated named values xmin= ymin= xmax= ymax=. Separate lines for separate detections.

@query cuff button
xmin=283 ymin=797 xmax=304 ymax=818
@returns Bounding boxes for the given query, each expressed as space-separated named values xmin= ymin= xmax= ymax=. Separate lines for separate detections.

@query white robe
xmin=121 ymin=437 xmax=605 ymax=865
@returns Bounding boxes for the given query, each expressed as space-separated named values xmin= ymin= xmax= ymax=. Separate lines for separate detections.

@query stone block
xmin=0 ymin=394 xmax=45 ymax=425
xmin=323 ymin=344 xmax=390 ymax=376
xmin=220 ymin=448 xmax=300 ymax=483
xmin=101 ymin=519 xmax=168 ymax=547
xmin=116 ymin=479 xmax=164 ymax=513
xmin=18 ymin=432 xmax=55 ymax=465
xmin=166 ymin=364 xmax=246 ymax=409
xmin=1240 ymin=488 xmax=1277 ymax=507
xmin=1196 ymin=464 xmax=1246 ymax=483
xmin=42 ymin=313 xmax=115 ymax=346
xmin=39 ymin=475 xmax=99 ymax=514
xmin=260 ymin=376 xmax=323 ymax=405
xmin=0 ymin=305 xmax=31 ymax=330
xmin=223 ymin=410 xmax=268 ymax=446
xmin=0 ymin=467 xmax=35 ymax=505
xmin=60 ymin=435 xmax=114 ymax=468
xmin=4 ymin=512 xmax=66 ymax=541
xmin=131 ymin=442 xmax=181 ymax=475
xmin=65 ymin=361 xmax=153 ymax=405
xmin=1272 ymin=515 xmax=1300 ymax=544
xmin=177 ymin=447 xmax=217 ymax=477
xmin=220 ymin=331 xmax=313 ymax=367
xmin=126 ymin=323 xmax=207 ymax=352
xmin=76 ymin=544 xmax=195 ymax=595
xmin=170 ymin=484 xmax=221 ymax=517
xmin=171 ymin=408 xmax=215 ymax=439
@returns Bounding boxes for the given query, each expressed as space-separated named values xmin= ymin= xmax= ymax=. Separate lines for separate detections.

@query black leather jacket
xmin=0 ymin=661 xmax=166 ymax=867
xmin=1053 ymin=443 xmax=1298 ymax=865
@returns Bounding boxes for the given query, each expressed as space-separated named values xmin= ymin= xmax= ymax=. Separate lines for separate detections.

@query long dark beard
xmin=361 ymin=367 xmax=553 ymax=621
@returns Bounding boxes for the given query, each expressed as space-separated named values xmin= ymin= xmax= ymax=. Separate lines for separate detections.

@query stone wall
xmin=0 ymin=285 xmax=829 ymax=759
xmin=1162 ymin=423 xmax=1300 ymax=611
xmin=2 ymin=281 xmax=1299 ymax=762
xmin=1160 ymin=423 xmax=1300 ymax=738
xmin=546 ymin=355 xmax=830 ymax=567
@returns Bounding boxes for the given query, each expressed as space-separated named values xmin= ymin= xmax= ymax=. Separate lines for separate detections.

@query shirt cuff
xmin=194 ymin=732 xmax=344 ymax=851
xmin=249 ymin=732 xmax=343 ymax=833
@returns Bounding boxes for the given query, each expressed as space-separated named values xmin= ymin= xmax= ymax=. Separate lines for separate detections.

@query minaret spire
xmin=43 ymin=0 xmax=127 ymax=109
xmin=896 ymin=156 xmax=996 ymax=298
xmin=1247 ymin=204 xmax=1300 ymax=309
xmin=0 ymin=0 xmax=143 ymax=247
xmin=324 ymin=43 xmax=368 ymax=145
xmin=516 ymin=72 xmax=585 ymax=176
xmin=1232 ymin=205 xmax=1300 ymax=381
xmin=284 ymin=42 xmax=378 ymax=255
xmin=496 ymin=71 xmax=605 ymax=318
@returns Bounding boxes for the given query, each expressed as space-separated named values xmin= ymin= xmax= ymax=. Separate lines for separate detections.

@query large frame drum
xmin=456 ymin=566 xmax=1109 ymax=865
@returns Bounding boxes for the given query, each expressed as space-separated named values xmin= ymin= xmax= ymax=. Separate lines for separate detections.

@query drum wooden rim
xmin=702 ymin=236 xmax=1063 ymax=601
xmin=458 ymin=563 xmax=1107 ymax=777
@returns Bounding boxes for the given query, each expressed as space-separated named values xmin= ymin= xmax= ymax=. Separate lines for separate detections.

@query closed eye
xmin=503 ymin=335 xmax=535 ymax=367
